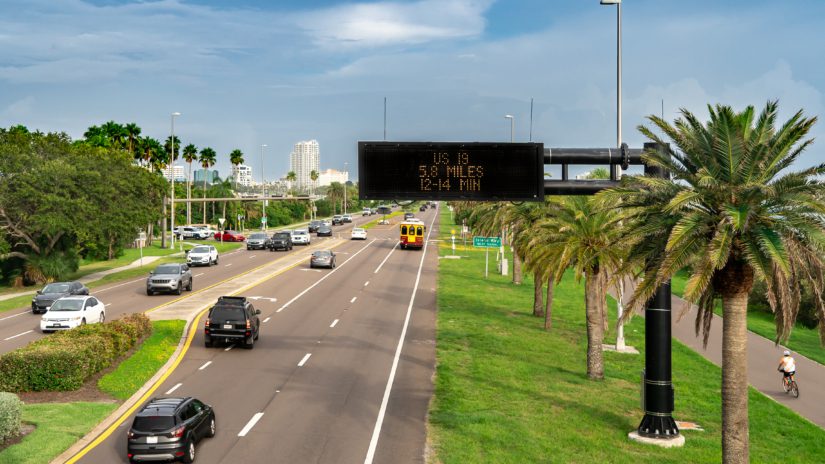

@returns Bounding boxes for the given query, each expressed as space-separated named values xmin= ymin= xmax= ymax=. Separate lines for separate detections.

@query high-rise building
xmin=194 ymin=168 xmax=220 ymax=185
xmin=231 ymin=164 xmax=254 ymax=187
xmin=162 ymin=165 xmax=186 ymax=182
xmin=289 ymin=140 xmax=320 ymax=191
xmin=318 ymin=168 xmax=349 ymax=187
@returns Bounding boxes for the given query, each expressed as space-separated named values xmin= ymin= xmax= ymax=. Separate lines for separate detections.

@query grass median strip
xmin=428 ymin=209 xmax=825 ymax=463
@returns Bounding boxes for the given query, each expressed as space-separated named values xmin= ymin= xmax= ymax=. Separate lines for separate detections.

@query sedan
xmin=40 ymin=295 xmax=105 ymax=333
xmin=317 ymin=225 xmax=333 ymax=237
xmin=214 ymin=230 xmax=245 ymax=242
xmin=310 ymin=250 xmax=336 ymax=269
xmin=31 ymin=281 xmax=89 ymax=314
xmin=351 ymin=227 xmax=367 ymax=240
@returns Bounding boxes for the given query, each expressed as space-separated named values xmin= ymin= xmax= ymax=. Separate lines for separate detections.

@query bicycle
xmin=781 ymin=372 xmax=800 ymax=398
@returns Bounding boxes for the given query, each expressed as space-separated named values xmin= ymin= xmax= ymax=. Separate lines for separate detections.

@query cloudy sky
xmin=2 ymin=0 xmax=823 ymax=180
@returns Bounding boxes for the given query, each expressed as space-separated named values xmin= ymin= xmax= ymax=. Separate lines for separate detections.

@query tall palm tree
xmin=125 ymin=122 xmax=141 ymax=158
xmin=101 ymin=120 xmax=127 ymax=150
xmin=310 ymin=170 xmax=319 ymax=219
xmin=229 ymin=149 xmax=244 ymax=192
xmin=602 ymin=101 xmax=825 ymax=463
xmin=199 ymin=147 xmax=217 ymax=223
xmin=83 ymin=125 xmax=110 ymax=148
xmin=327 ymin=181 xmax=344 ymax=214
xmin=182 ymin=144 xmax=198 ymax=224
xmin=164 ymin=136 xmax=181 ymax=162
xmin=286 ymin=171 xmax=297 ymax=196
xmin=528 ymin=195 xmax=627 ymax=380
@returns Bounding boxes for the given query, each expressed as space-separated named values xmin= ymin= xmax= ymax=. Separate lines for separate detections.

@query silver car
xmin=147 ymin=263 xmax=193 ymax=295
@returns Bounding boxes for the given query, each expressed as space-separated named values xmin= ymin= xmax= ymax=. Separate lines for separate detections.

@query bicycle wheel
xmin=782 ymin=377 xmax=790 ymax=393
xmin=791 ymin=381 xmax=799 ymax=398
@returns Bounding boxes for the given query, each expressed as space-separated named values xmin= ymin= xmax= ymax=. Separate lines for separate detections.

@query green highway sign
xmin=473 ymin=236 xmax=501 ymax=248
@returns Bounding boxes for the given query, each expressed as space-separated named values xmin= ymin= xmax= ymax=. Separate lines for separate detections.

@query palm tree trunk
xmin=544 ymin=274 xmax=554 ymax=330
xmin=585 ymin=266 xmax=606 ymax=380
xmin=532 ymin=270 xmax=544 ymax=317
xmin=722 ymin=291 xmax=750 ymax=464
xmin=187 ymin=161 xmax=192 ymax=225
xmin=203 ymin=178 xmax=207 ymax=225
xmin=513 ymin=252 xmax=523 ymax=285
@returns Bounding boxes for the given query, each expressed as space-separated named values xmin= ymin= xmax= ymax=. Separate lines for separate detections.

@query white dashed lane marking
xmin=198 ymin=361 xmax=212 ymax=370
xmin=165 ymin=383 xmax=182 ymax=394
xmin=330 ymin=319 xmax=339 ymax=328
xmin=298 ymin=353 xmax=312 ymax=367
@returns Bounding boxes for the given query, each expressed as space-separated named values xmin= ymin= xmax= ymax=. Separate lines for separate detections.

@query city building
xmin=161 ymin=165 xmax=186 ymax=182
xmin=318 ymin=168 xmax=349 ymax=187
xmin=231 ymin=164 xmax=254 ymax=187
xmin=193 ymin=168 xmax=220 ymax=185
xmin=289 ymin=140 xmax=320 ymax=191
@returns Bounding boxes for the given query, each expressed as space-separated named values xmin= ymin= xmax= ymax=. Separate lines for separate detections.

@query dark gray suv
xmin=146 ymin=264 xmax=193 ymax=296
xmin=31 ymin=281 xmax=89 ymax=314
xmin=127 ymin=397 xmax=215 ymax=464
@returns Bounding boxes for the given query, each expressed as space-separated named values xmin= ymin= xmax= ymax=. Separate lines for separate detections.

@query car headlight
xmin=70 ymin=316 xmax=82 ymax=321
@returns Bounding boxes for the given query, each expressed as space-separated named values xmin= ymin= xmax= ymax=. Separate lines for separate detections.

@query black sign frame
xmin=358 ymin=142 xmax=545 ymax=202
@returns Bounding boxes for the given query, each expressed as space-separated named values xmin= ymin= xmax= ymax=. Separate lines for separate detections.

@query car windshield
xmin=49 ymin=299 xmax=83 ymax=311
xmin=353 ymin=228 xmax=364 ymax=232
xmin=42 ymin=283 xmax=70 ymax=293
xmin=132 ymin=415 xmax=176 ymax=432
xmin=313 ymin=251 xmax=332 ymax=258
xmin=191 ymin=246 xmax=209 ymax=253
xmin=293 ymin=230 xmax=307 ymax=235
xmin=154 ymin=265 xmax=180 ymax=274
xmin=274 ymin=233 xmax=290 ymax=239
xmin=250 ymin=233 xmax=267 ymax=239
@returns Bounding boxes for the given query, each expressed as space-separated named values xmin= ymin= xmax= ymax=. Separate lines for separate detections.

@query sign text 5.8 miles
xmin=419 ymin=151 xmax=483 ymax=193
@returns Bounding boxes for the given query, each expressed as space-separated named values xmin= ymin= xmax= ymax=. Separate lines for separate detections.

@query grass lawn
xmin=362 ymin=211 xmax=405 ymax=229
xmin=98 ymin=320 xmax=187 ymax=400
xmin=0 ymin=320 xmax=187 ymax=463
xmin=428 ymin=208 xmax=825 ymax=464
xmin=671 ymin=271 xmax=825 ymax=366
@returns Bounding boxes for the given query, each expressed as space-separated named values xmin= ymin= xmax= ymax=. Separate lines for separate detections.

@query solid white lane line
xmin=330 ymin=319 xmax=339 ymax=328
xmin=250 ymin=255 xmax=257 ymax=259
xmin=0 ymin=311 xmax=29 ymax=322
xmin=364 ymin=207 xmax=437 ymax=464
xmin=224 ymin=263 xmax=233 ymax=267
xmin=165 ymin=383 xmax=182 ymax=394
xmin=195 ymin=273 xmax=205 ymax=277
xmin=263 ymin=317 xmax=271 ymax=323
xmin=374 ymin=240 xmax=399 ymax=274
xmin=275 ymin=239 xmax=376 ymax=313
xmin=350 ymin=297 xmax=357 ymax=303
xmin=298 ymin=353 xmax=312 ymax=367
xmin=198 ymin=361 xmax=212 ymax=370
xmin=3 ymin=330 xmax=33 ymax=341
xmin=224 ymin=345 xmax=234 ymax=352
xmin=238 ymin=412 xmax=264 ymax=437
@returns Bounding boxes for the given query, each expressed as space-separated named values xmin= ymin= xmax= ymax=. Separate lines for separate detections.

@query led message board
xmin=358 ymin=142 xmax=544 ymax=201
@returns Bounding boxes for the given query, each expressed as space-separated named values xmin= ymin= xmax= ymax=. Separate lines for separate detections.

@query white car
xmin=187 ymin=245 xmax=219 ymax=266
xmin=291 ymin=229 xmax=311 ymax=245
xmin=40 ymin=295 xmax=105 ymax=333
xmin=351 ymin=227 xmax=367 ymax=240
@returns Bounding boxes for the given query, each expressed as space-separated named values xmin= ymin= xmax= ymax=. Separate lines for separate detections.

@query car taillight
xmin=204 ymin=318 xmax=210 ymax=333
xmin=171 ymin=425 xmax=186 ymax=438
xmin=246 ymin=319 xmax=251 ymax=329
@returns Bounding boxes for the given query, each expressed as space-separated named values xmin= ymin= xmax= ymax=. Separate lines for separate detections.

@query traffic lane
xmin=218 ymin=226 xmax=434 ymax=462
xmin=75 ymin=233 xmax=396 ymax=463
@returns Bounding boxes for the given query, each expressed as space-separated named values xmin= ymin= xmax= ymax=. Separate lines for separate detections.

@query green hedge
xmin=0 ymin=313 xmax=151 ymax=392
xmin=0 ymin=392 xmax=22 ymax=444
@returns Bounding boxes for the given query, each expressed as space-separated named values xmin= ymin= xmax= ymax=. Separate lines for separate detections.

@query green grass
xmin=0 ymin=402 xmax=117 ymax=464
xmin=671 ymin=271 xmax=825 ymax=366
xmin=428 ymin=208 xmax=825 ymax=464
xmin=98 ymin=320 xmax=187 ymax=400
xmin=362 ymin=211 xmax=405 ymax=229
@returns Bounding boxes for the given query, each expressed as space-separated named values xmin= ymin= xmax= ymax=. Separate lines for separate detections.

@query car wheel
xmin=245 ymin=335 xmax=254 ymax=349
xmin=80 ymin=318 xmax=86 ymax=326
xmin=182 ymin=440 xmax=196 ymax=464
xmin=215 ymin=256 xmax=219 ymax=265
xmin=176 ymin=283 xmax=183 ymax=295
xmin=42 ymin=330 xmax=52 ymax=334
xmin=147 ymin=288 xmax=153 ymax=296
xmin=187 ymin=279 xmax=193 ymax=291
xmin=207 ymin=415 xmax=216 ymax=438
xmin=99 ymin=312 xmax=105 ymax=323
xmin=205 ymin=339 xmax=213 ymax=348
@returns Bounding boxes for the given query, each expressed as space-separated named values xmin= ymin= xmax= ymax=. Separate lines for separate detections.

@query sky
xmin=2 ymin=0 xmax=824 ymax=181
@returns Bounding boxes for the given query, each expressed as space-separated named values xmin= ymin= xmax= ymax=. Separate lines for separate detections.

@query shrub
xmin=0 ymin=392 xmax=22 ymax=443
xmin=0 ymin=313 xmax=153 ymax=392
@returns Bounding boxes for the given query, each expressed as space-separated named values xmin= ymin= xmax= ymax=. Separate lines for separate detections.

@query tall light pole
xmin=260 ymin=144 xmax=267 ymax=231
xmin=601 ymin=0 xmax=621 ymax=177
xmin=343 ymin=161 xmax=348 ymax=215
xmin=504 ymin=114 xmax=514 ymax=142
xmin=169 ymin=112 xmax=181 ymax=249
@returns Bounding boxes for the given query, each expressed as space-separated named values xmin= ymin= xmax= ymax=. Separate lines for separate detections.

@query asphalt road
xmin=73 ymin=206 xmax=438 ymax=464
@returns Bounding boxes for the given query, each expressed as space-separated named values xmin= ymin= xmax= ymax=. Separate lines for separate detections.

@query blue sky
xmin=2 ymin=0 xmax=824 ymax=180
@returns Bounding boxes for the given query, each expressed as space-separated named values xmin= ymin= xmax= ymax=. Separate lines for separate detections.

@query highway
xmin=69 ymin=206 xmax=438 ymax=463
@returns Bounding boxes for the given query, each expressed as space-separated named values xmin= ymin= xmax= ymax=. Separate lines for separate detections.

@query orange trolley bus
xmin=399 ymin=220 xmax=426 ymax=250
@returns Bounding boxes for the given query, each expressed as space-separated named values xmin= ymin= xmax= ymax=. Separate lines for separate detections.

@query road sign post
xmin=218 ymin=217 xmax=225 ymax=243
xmin=473 ymin=236 xmax=502 ymax=278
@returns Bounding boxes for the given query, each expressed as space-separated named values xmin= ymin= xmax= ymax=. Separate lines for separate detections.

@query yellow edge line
xmin=65 ymin=240 xmax=345 ymax=463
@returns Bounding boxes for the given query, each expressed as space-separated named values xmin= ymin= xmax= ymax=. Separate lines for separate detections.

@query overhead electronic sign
xmin=358 ymin=142 xmax=544 ymax=202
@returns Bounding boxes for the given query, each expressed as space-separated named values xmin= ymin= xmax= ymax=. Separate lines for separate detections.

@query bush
xmin=0 ymin=313 xmax=152 ymax=392
xmin=0 ymin=392 xmax=22 ymax=443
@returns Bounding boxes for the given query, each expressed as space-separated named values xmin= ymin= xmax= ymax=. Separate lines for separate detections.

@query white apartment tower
xmin=289 ymin=140 xmax=320 ymax=190
xmin=231 ymin=164 xmax=254 ymax=187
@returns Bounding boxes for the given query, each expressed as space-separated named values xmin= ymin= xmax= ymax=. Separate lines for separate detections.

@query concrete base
xmin=628 ymin=431 xmax=685 ymax=448
xmin=602 ymin=344 xmax=639 ymax=354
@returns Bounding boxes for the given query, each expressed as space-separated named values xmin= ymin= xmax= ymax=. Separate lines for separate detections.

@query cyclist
xmin=778 ymin=350 xmax=796 ymax=387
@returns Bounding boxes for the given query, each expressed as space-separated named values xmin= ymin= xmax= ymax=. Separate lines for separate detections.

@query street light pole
xmin=504 ymin=115 xmax=514 ymax=142
xmin=343 ymin=161 xmax=348 ymax=215
xmin=260 ymin=144 xmax=267 ymax=231
xmin=169 ymin=112 xmax=181 ymax=249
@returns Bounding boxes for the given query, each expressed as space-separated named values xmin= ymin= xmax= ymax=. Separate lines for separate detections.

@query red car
xmin=214 ymin=230 xmax=246 ymax=242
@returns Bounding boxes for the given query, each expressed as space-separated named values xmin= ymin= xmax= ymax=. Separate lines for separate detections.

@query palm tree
xmin=83 ymin=125 xmax=110 ymax=148
xmin=327 ymin=182 xmax=344 ymax=214
xmin=603 ymin=101 xmax=825 ymax=463
xmin=310 ymin=170 xmax=319 ymax=219
xmin=199 ymin=147 xmax=217 ymax=223
xmin=229 ymin=149 xmax=244 ymax=192
xmin=125 ymin=123 xmax=141 ymax=158
xmin=101 ymin=120 xmax=127 ymax=150
xmin=528 ymin=196 xmax=627 ymax=379
xmin=286 ymin=171 xmax=297 ymax=196
xmin=182 ymin=144 xmax=198 ymax=224
xmin=164 ymin=136 xmax=181 ymax=163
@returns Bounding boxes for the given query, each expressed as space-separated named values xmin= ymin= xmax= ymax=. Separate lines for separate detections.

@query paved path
xmin=620 ymin=285 xmax=825 ymax=428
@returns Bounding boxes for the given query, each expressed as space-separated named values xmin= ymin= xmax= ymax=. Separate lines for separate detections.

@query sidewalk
xmin=620 ymin=285 xmax=825 ymax=428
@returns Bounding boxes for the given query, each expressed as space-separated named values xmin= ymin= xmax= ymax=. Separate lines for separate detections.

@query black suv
xmin=267 ymin=231 xmax=293 ymax=251
xmin=204 ymin=296 xmax=261 ymax=349
xmin=127 ymin=397 xmax=215 ymax=464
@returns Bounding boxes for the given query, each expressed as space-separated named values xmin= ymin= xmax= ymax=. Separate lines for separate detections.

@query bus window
xmin=401 ymin=225 xmax=407 ymax=235
xmin=416 ymin=226 xmax=423 ymax=236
